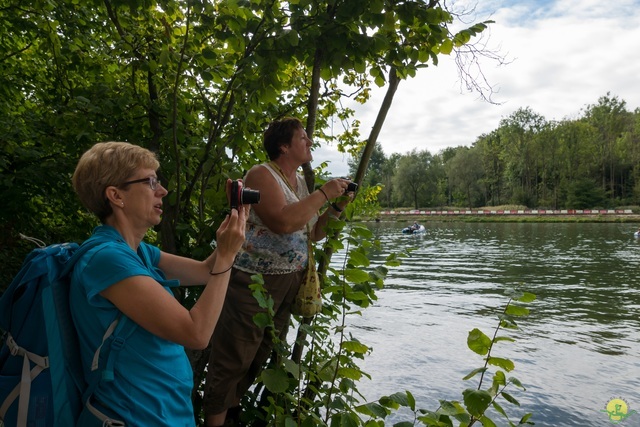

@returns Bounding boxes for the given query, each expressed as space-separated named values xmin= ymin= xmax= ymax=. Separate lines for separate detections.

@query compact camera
xmin=229 ymin=180 xmax=260 ymax=210
xmin=346 ymin=181 xmax=358 ymax=192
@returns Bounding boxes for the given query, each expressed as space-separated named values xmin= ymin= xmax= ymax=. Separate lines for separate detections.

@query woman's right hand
xmin=320 ymin=178 xmax=351 ymax=200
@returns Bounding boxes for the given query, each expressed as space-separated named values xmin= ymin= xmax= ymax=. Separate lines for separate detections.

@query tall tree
xmin=582 ymin=93 xmax=631 ymax=202
xmin=446 ymin=146 xmax=484 ymax=207
xmin=474 ymin=131 xmax=505 ymax=206
xmin=498 ymin=107 xmax=546 ymax=207
xmin=348 ymin=141 xmax=386 ymax=187
xmin=1 ymin=1 xmax=495 ymax=422
xmin=392 ymin=149 xmax=433 ymax=208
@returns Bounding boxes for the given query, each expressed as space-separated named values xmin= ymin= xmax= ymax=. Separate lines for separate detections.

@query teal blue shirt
xmin=70 ymin=225 xmax=194 ymax=426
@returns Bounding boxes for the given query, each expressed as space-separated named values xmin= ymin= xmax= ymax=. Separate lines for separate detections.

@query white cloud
xmin=312 ymin=143 xmax=354 ymax=178
xmin=313 ymin=0 xmax=640 ymax=177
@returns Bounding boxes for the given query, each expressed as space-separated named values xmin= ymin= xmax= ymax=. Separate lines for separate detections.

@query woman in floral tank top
xmin=204 ymin=117 xmax=355 ymax=426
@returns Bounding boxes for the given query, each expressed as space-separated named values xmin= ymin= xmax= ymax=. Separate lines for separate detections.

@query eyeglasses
xmin=119 ymin=176 xmax=162 ymax=191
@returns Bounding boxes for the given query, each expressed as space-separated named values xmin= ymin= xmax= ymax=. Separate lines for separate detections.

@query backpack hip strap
xmin=0 ymin=333 xmax=49 ymax=427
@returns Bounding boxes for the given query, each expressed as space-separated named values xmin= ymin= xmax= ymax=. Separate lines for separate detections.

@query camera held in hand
xmin=229 ymin=180 xmax=260 ymax=210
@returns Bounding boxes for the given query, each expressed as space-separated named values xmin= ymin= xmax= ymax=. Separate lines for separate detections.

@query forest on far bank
xmin=350 ymin=93 xmax=640 ymax=211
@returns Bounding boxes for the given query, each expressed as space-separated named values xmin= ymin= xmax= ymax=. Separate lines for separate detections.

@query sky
xmin=313 ymin=0 xmax=640 ymax=177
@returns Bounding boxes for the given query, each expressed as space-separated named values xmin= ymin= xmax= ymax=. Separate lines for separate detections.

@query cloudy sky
xmin=314 ymin=0 xmax=640 ymax=177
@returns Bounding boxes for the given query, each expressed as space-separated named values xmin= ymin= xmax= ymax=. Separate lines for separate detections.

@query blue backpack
xmin=0 ymin=241 xmax=135 ymax=427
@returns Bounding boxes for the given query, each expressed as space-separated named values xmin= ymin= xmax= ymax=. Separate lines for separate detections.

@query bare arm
xmin=245 ymin=164 xmax=349 ymax=235
xmin=309 ymin=193 xmax=354 ymax=241
xmin=100 ymin=207 xmax=247 ymax=350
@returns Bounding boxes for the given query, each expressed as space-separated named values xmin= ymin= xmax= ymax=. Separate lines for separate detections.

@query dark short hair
xmin=263 ymin=117 xmax=303 ymax=160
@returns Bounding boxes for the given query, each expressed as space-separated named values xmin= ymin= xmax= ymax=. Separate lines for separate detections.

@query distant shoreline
xmin=368 ymin=209 xmax=640 ymax=223
xmin=381 ymin=208 xmax=635 ymax=216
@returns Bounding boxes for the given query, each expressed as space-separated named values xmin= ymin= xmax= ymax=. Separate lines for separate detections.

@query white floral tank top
xmin=234 ymin=163 xmax=318 ymax=275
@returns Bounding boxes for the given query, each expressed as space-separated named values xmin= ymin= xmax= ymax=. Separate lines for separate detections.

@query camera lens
xmin=347 ymin=182 xmax=358 ymax=192
xmin=240 ymin=188 xmax=261 ymax=205
xmin=229 ymin=180 xmax=260 ymax=209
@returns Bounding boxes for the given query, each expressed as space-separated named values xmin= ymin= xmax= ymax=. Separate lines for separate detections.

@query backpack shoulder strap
xmin=71 ymin=239 xmax=139 ymax=414
xmin=62 ymin=238 xmax=139 ymax=422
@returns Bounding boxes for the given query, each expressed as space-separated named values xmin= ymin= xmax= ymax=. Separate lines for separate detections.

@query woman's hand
xmin=215 ymin=179 xmax=248 ymax=263
xmin=319 ymin=178 xmax=352 ymax=200
xmin=321 ymin=178 xmax=356 ymax=212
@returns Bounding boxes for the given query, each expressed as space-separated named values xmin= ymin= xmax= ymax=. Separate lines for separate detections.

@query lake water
xmin=335 ymin=221 xmax=640 ymax=426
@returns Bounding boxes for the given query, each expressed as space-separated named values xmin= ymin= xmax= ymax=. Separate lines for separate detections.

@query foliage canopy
xmin=1 ymin=0 xmax=503 ymax=424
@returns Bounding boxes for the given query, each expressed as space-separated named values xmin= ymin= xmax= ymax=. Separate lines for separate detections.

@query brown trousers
xmin=203 ymin=268 xmax=303 ymax=415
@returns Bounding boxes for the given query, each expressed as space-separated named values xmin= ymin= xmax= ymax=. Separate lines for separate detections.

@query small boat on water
xmin=402 ymin=224 xmax=426 ymax=234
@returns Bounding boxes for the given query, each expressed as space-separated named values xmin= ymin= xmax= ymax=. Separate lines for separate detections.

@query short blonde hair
xmin=73 ymin=142 xmax=160 ymax=222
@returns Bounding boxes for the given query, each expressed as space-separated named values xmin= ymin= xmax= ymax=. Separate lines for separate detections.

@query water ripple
xmin=335 ymin=222 xmax=640 ymax=426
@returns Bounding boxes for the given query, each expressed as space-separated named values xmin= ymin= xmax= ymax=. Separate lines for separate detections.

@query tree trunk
xmin=293 ymin=67 xmax=402 ymax=374
xmin=354 ymin=68 xmax=400 ymax=185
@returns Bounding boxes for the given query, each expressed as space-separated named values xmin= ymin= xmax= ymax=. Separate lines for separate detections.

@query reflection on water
xmin=335 ymin=222 xmax=640 ymax=426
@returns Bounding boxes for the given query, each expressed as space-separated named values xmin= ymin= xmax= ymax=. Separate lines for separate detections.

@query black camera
xmin=229 ymin=180 xmax=260 ymax=210
xmin=346 ymin=181 xmax=358 ymax=192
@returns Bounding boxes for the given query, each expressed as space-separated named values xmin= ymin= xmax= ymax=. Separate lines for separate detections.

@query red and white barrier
xmin=379 ymin=209 xmax=634 ymax=216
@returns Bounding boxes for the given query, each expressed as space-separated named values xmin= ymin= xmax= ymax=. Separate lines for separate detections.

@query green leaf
xmin=488 ymin=357 xmax=515 ymax=372
xmin=384 ymin=256 xmax=402 ymax=267
xmin=467 ymin=328 xmax=492 ymax=355
xmin=462 ymin=389 xmax=492 ymax=417
xmin=498 ymin=315 xmax=519 ymax=329
xmin=342 ymin=340 xmax=370 ymax=354
xmin=462 ymin=367 xmax=487 ymax=381
xmin=250 ymin=274 xmax=264 ymax=285
xmin=337 ymin=367 xmax=363 ymax=380
xmin=440 ymin=39 xmax=453 ymax=54
xmin=260 ymin=368 xmax=289 ymax=393
xmin=252 ymin=312 xmax=270 ymax=328
xmin=501 ymin=391 xmax=520 ymax=406
xmin=387 ymin=391 xmax=412 ymax=408
xmin=505 ymin=304 xmax=530 ymax=316
xmin=515 ymin=292 xmax=536 ymax=303
xmin=355 ymin=402 xmax=389 ymax=418
xmin=492 ymin=400 xmax=507 ymax=418
xmin=488 ymin=381 xmax=499 ymax=397
xmin=282 ymin=358 xmax=300 ymax=380
xmin=509 ymin=377 xmax=526 ymax=390
xmin=330 ymin=412 xmax=359 ymax=427
xmin=250 ymin=289 xmax=269 ymax=308
xmin=493 ymin=370 xmax=506 ymax=386
xmin=344 ymin=268 xmax=370 ymax=283
xmin=349 ymin=250 xmax=370 ymax=267
xmin=520 ymin=413 xmax=534 ymax=424
xmin=406 ymin=390 xmax=416 ymax=411
xmin=344 ymin=290 xmax=371 ymax=302
xmin=478 ymin=414 xmax=498 ymax=427
xmin=416 ymin=413 xmax=442 ymax=425
xmin=378 ymin=396 xmax=400 ymax=410
xmin=438 ymin=399 xmax=466 ymax=416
